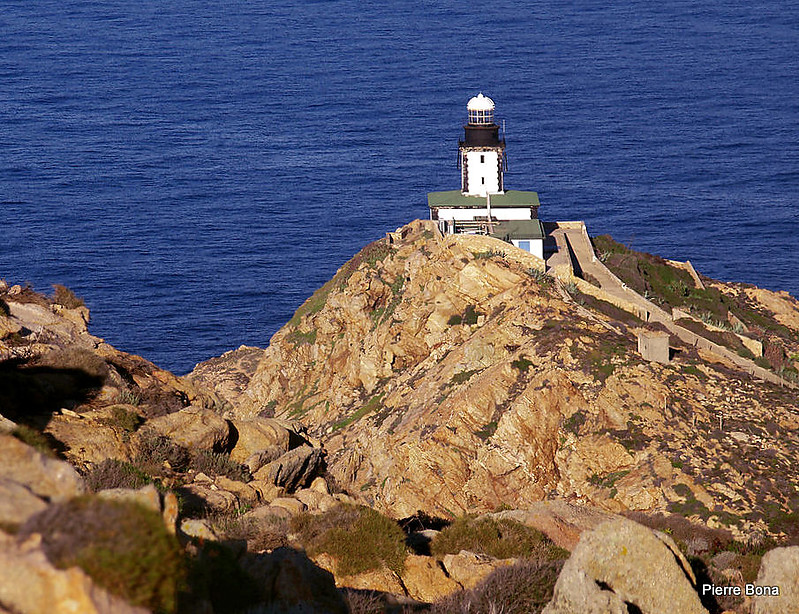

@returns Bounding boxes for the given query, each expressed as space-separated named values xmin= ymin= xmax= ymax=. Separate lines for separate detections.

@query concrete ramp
xmin=545 ymin=222 xmax=795 ymax=389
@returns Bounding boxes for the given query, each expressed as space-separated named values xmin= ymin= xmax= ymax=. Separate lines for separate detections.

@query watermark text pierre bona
xmin=702 ymin=583 xmax=780 ymax=597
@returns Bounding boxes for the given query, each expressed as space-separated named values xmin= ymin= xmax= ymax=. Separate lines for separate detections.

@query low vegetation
xmin=84 ymin=458 xmax=151 ymax=492
xmin=431 ymin=559 xmax=563 ymax=614
xmin=291 ymin=504 xmax=407 ymax=576
xmin=51 ymin=284 xmax=85 ymax=309
xmin=20 ymin=496 xmax=185 ymax=613
xmin=431 ymin=515 xmax=568 ymax=561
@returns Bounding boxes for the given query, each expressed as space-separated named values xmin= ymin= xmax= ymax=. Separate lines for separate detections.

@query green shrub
xmin=20 ymin=496 xmax=185 ymax=613
xmin=84 ymin=459 xmax=151 ymax=492
xmin=431 ymin=516 xmax=568 ymax=561
xmin=291 ymin=504 xmax=407 ymax=575
xmin=52 ymin=284 xmax=85 ymax=309
xmin=511 ymin=356 xmax=533 ymax=373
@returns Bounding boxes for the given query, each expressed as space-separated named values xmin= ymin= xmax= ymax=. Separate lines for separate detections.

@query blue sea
xmin=2 ymin=1 xmax=798 ymax=374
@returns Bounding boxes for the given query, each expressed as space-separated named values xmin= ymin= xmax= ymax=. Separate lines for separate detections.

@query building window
xmin=480 ymin=154 xmax=485 ymax=163
xmin=518 ymin=240 xmax=531 ymax=252
xmin=481 ymin=177 xmax=485 ymax=184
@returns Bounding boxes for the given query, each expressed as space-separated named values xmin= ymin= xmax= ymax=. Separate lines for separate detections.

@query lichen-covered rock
xmin=0 ymin=478 xmax=47 ymax=526
xmin=543 ymin=518 xmax=708 ymax=614
xmin=441 ymin=550 xmax=517 ymax=590
xmin=752 ymin=546 xmax=799 ymax=614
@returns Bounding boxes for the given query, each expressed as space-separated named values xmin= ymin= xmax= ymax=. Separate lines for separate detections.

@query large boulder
xmin=0 ymin=532 xmax=148 ymax=614
xmin=0 ymin=434 xmax=85 ymax=502
xmin=254 ymin=445 xmax=323 ymax=492
xmin=543 ymin=517 xmax=708 ymax=614
xmin=229 ymin=417 xmax=291 ymax=464
xmin=752 ymin=546 xmax=799 ymax=614
xmin=143 ymin=406 xmax=230 ymax=451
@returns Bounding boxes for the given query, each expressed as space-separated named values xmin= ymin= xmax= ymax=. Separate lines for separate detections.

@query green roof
xmin=489 ymin=219 xmax=545 ymax=241
xmin=428 ymin=190 xmax=540 ymax=208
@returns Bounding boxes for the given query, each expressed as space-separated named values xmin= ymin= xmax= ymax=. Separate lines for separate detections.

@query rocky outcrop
xmin=189 ymin=345 xmax=266 ymax=409
xmin=490 ymin=501 xmax=616 ymax=550
xmin=228 ymin=416 xmax=292 ymax=465
xmin=187 ymin=220 xmax=799 ymax=541
xmin=441 ymin=550 xmax=517 ymax=590
xmin=542 ymin=517 xmax=707 ymax=614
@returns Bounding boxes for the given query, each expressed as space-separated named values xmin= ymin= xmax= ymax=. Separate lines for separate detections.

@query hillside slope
xmin=193 ymin=220 xmax=799 ymax=540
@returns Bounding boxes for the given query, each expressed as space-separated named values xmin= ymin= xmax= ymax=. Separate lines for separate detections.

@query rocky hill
xmin=194 ymin=220 xmax=799 ymax=542
xmin=3 ymin=223 xmax=799 ymax=614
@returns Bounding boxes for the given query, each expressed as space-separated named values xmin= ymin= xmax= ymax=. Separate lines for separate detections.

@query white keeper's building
xmin=428 ymin=94 xmax=545 ymax=260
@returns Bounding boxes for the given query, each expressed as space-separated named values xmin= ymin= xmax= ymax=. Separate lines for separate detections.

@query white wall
xmin=463 ymin=150 xmax=501 ymax=196
xmin=512 ymin=238 xmax=544 ymax=260
xmin=435 ymin=207 xmax=533 ymax=221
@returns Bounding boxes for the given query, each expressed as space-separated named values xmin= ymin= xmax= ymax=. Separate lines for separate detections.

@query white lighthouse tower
xmin=460 ymin=93 xmax=506 ymax=196
xmin=427 ymin=94 xmax=545 ymax=259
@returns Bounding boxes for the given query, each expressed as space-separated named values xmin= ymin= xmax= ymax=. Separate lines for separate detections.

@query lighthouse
xmin=428 ymin=94 xmax=545 ymax=259
xmin=460 ymin=93 xmax=506 ymax=196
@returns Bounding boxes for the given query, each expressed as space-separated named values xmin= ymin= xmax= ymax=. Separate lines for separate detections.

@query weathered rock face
xmin=752 ymin=546 xmax=799 ymax=614
xmin=193 ymin=220 xmax=799 ymax=536
xmin=542 ymin=518 xmax=708 ymax=614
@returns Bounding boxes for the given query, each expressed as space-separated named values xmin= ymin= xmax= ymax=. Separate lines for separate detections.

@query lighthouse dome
xmin=466 ymin=93 xmax=495 ymax=125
